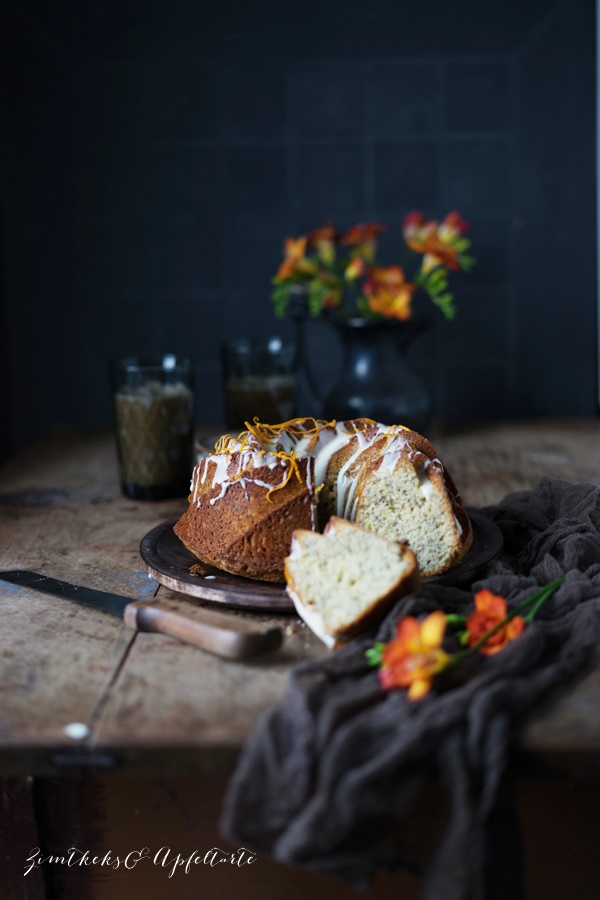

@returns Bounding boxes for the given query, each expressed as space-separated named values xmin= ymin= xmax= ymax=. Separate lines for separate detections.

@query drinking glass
xmin=109 ymin=354 xmax=194 ymax=500
xmin=221 ymin=337 xmax=297 ymax=430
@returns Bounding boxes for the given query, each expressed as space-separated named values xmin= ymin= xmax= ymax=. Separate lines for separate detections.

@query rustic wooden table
xmin=1 ymin=422 xmax=600 ymax=900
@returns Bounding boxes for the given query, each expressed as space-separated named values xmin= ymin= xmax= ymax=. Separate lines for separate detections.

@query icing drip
xmin=336 ymin=434 xmax=369 ymax=519
xmin=313 ymin=430 xmax=352 ymax=485
xmin=287 ymin=534 xmax=303 ymax=561
xmin=334 ymin=426 xmax=414 ymax=519
xmin=417 ymin=468 xmax=435 ymax=500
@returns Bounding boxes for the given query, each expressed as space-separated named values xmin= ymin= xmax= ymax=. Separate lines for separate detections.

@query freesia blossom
xmin=344 ymin=257 xmax=366 ymax=281
xmin=340 ymin=222 xmax=387 ymax=262
xmin=466 ymin=590 xmax=525 ymax=656
xmin=403 ymin=210 xmax=469 ymax=274
xmin=307 ymin=223 xmax=337 ymax=266
xmin=439 ymin=211 xmax=469 ymax=239
xmin=276 ymin=236 xmax=314 ymax=280
xmin=379 ymin=611 xmax=450 ymax=700
xmin=363 ymin=266 xmax=417 ymax=320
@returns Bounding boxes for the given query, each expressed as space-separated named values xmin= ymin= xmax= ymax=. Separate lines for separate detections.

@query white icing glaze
xmin=335 ymin=428 xmax=373 ymax=518
xmin=425 ymin=456 xmax=444 ymax=473
xmin=190 ymin=418 xmax=428 ymax=520
xmin=313 ymin=430 xmax=351 ymax=484
xmin=417 ymin=468 xmax=435 ymax=500
xmin=287 ymin=535 xmax=303 ymax=561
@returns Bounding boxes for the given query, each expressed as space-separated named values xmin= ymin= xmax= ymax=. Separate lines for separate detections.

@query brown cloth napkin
xmin=221 ymin=477 xmax=600 ymax=899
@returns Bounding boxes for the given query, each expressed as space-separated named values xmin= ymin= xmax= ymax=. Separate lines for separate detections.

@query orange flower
xmin=403 ymin=210 xmax=469 ymax=274
xmin=466 ymin=590 xmax=525 ymax=656
xmin=276 ymin=236 xmax=314 ymax=280
xmin=363 ymin=265 xmax=417 ymax=320
xmin=344 ymin=257 xmax=366 ymax=281
xmin=440 ymin=210 xmax=469 ymax=238
xmin=340 ymin=222 xmax=387 ymax=263
xmin=307 ymin=223 xmax=337 ymax=265
xmin=307 ymin=223 xmax=336 ymax=243
xmin=379 ymin=611 xmax=450 ymax=700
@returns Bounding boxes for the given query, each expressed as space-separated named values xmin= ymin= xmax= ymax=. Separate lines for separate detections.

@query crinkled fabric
xmin=221 ymin=477 xmax=600 ymax=899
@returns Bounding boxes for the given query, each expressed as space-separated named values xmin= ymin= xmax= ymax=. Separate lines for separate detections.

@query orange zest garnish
xmin=244 ymin=417 xmax=338 ymax=452
xmin=265 ymin=450 xmax=303 ymax=501
xmin=223 ymin=446 xmax=304 ymax=503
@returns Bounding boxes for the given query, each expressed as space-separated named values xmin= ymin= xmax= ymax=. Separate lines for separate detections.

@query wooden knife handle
xmin=123 ymin=598 xmax=283 ymax=660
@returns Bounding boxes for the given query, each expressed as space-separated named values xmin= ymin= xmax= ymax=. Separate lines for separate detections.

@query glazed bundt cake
xmin=173 ymin=417 xmax=472 ymax=583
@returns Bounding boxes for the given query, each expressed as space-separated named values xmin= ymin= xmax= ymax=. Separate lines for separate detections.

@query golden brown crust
xmin=174 ymin=455 xmax=314 ymax=583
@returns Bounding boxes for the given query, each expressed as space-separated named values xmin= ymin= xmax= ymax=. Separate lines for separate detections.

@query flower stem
xmin=522 ymin=579 xmax=564 ymax=622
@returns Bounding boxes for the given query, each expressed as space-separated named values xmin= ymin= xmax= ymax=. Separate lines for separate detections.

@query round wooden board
xmin=428 ymin=509 xmax=504 ymax=587
xmin=139 ymin=510 xmax=503 ymax=612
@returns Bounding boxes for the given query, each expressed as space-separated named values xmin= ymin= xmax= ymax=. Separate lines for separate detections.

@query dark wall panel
xmin=516 ymin=0 xmax=596 ymax=415
xmin=0 ymin=0 xmax=596 ymax=453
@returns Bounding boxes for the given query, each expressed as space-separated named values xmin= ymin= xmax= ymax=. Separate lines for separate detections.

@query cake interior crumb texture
xmin=356 ymin=460 xmax=458 ymax=576
xmin=287 ymin=523 xmax=414 ymax=633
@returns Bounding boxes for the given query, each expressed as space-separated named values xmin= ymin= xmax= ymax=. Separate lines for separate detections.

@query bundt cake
xmin=285 ymin=517 xmax=420 ymax=647
xmin=173 ymin=417 xmax=472 ymax=583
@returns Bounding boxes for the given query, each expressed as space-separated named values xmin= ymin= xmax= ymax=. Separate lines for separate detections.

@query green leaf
xmin=427 ymin=280 xmax=448 ymax=297
xmin=430 ymin=291 xmax=456 ymax=320
xmin=458 ymin=254 xmax=476 ymax=272
xmin=426 ymin=267 xmax=446 ymax=285
xmin=453 ymin=237 xmax=471 ymax=252
xmin=271 ymin=284 xmax=292 ymax=301
xmin=307 ymin=280 xmax=330 ymax=316
xmin=365 ymin=642 xmax=386 ymax=667
xmin=271 ymin=281 xmax=296 ymax=317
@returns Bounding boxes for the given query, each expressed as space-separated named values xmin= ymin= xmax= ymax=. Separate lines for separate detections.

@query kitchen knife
xmin=0 ymin=570 xmax=283 ymax=660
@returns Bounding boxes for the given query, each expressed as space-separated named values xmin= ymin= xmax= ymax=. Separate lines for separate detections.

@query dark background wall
xmin=0 ymin=0 xmax=596 ymax=461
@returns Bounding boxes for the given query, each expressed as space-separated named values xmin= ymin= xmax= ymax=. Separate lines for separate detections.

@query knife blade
xmin=0 ymin=570 xmax=283 ymax=660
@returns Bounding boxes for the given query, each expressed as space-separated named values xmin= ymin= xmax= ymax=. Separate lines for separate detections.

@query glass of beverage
xmin=221 ymin=337 xmax=297 ymax=430
xmin=109 ymin=354 xmax=194 ymax=500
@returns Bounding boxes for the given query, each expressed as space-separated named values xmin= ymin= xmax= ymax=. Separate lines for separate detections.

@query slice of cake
xmin=284 ymin=517 xmax=420 ymax=648
xmin=354 ymin=451 xmax=470 ymax=576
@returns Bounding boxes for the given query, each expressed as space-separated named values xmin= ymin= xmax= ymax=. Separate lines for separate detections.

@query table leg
xmin=0 ymin=777 xmax=47 ymax=900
